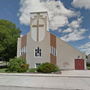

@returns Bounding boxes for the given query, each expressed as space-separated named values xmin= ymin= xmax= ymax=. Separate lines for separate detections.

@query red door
xmin=75 ymin=59 xmax=84 ymax=70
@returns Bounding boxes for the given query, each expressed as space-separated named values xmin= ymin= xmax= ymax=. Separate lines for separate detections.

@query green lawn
xmin=0 ymin=68 xmax=7 ymax=73
xmin=87 ymin=66 xmax=90 ymax=70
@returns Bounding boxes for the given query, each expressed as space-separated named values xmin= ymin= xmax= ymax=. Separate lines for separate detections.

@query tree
xmin=0 ymin=19 xmax=20 ymax=62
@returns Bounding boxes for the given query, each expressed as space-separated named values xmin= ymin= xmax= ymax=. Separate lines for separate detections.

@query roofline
xmin=48 ymin=31 xmax=86 ymax=55
xmin=19 ymin=30 xmax=86 ymax=56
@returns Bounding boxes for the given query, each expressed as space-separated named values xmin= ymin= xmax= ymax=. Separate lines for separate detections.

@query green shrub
xmin=87 ymin=63 xmax=90 ymax=70
xmin=18 ymin=64 xmax=29 ymax=72
xmin=37 ymin=62 xmax=59 ymax=73
xmin=87 ymin=63 xmax=90 ymax=67
xmin=7 ymin=57 xmax=29 ymax=72
xmin=28 ymin=68 xmax=37 ymax=73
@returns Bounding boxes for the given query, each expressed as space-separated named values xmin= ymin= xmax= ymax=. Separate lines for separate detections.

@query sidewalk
xmin=0 ymin=70 xmax=90 ymax=77
xmin=61 ymin=70 xmax=90 ymax=77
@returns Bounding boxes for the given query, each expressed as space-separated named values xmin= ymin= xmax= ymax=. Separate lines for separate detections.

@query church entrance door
xmin=75 ymin=59 xmax=84 ymax=70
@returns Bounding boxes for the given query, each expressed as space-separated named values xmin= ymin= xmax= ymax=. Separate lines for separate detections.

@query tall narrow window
xmin=35 ymin=47 xmax=41 ymax=57
xmin=51 ymin=46 xmax=56 ymax=56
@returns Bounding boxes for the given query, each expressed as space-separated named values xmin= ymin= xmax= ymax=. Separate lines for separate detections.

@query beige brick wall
xmin=56 ymin=38 xmax=86 ymax=70
xmin=26 ymin=32 xmax=50 ymax=68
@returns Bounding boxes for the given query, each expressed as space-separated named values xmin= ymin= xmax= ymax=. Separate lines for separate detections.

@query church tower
xmin=26 ymin=11 xmax=50 ymax=68
xmin=30 ymin=12 xmax=48 ymax=42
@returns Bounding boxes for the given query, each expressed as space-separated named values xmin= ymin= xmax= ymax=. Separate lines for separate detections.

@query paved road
xmin=0 ymin=74 xmax=90 ymax=90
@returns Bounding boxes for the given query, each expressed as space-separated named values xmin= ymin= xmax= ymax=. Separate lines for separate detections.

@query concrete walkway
xmin=62 ymin=70 xmax=90 ymax=77
xmin=0 ymin=70 xmax=90 ymax=90
xmin=0 ymin=70 xmax=90 ymax=77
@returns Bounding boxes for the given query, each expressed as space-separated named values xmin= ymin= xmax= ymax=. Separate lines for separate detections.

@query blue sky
xmin=0 ymin=0 xmax=90 ymax=54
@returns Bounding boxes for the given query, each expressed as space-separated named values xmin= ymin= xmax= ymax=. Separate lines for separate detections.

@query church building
xmin=17 ymin=11 xmax=86 ymax=70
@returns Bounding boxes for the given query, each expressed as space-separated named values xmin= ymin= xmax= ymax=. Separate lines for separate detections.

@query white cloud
xmin=79 ymin=42 xmax=90 ymax=55
xmin=62 ymin=28 xmax=73 ymax=33
xmin=19 ymin=0 xmax=47 ymax=25
xmin=62 ymin=17 xmax=83 ymax=34
xmin=88 ymin=36 xmax=90 ymax=39
xmin=61 ymin=29 xmax=86 ymax=42
xmin=49 ymin=15 xmax=68 ymax=30
xmin=68 ymin=17 xmax=82 ymax=29
xmin=61 ymin=17 xmax=87 ymax=42
xmin=58 ymin=29 xmax=62 ymax=33
xmin=72 ymin=0 xmax=90 ymax=9
xmin=18 ymin=0 xmax=75 ymax=30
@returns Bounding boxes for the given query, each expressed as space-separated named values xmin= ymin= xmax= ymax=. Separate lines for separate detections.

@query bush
xmin=87 ymin=63 xmax=90 ymax=67
xmin=37 ymin=62 xmax=59 ymax=73
xmin=86 ymin=63 xmax=90 ymax=70
xmin=18 ymin=64 xmax=29 ymax=72
xmin=7 ymin=57 xmax=29 ymax=72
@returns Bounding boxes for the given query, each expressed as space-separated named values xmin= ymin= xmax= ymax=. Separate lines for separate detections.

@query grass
xmin=87 ymin=66 xmax=90 ymax=70
xmin=27 ymin=68 xmax=37 ymax=73
xmin=0 ymin=68 xmax=7 ymax=73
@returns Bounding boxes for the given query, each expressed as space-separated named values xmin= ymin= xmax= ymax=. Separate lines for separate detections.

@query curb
xmin=0 ymin=73 xmax=90 ymax=78
xmin=0 ymin=85 xmax=82 ymax=90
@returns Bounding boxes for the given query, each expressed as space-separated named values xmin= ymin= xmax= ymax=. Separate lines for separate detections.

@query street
xmin=0 ymin=86 xmax=74 ymax=90
xmin=0 ymin=71 xmax=90 ymax=90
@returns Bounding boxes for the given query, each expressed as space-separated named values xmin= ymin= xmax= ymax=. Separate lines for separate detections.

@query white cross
xmin=32 ymin=14 xmax=44 ymax=41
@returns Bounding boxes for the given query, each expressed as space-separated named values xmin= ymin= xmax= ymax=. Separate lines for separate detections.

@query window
xmin=54 ymin=48 xmax=56 ymax=56
xmin=35 ymin=63 xmax=41 ymax=68
xmin=23 ymin=46 xmax=26 ymax=53
xmin=20 ymin=46 xmax=26 ymax=55
xmin=20 ymin=49 xmax=21 ymax=56
xmin=51 ymin=46 xmax=56 ymax=56
xmin=35 ymin=47 xmax=41 ymax=57
xmin=51 ymin=46 xmax=53 ymax=55
xmin=21 ymin=48 xmax=23 ymax=55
